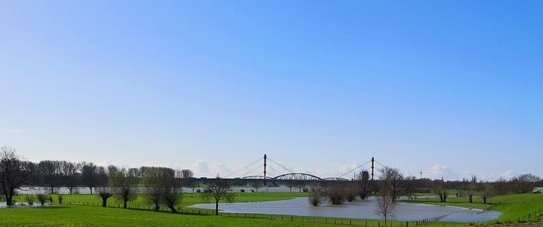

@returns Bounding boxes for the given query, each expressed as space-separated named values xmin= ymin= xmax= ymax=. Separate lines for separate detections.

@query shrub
xmin=24 ymin=194 xmax=35 ymax=206
xmin=37 ymin=194 xmax=50 ymax=206
xmin=328 ymin=183 xmax=346 ymax=205
xmin=309 ymin=183 xmax=324 ymax=206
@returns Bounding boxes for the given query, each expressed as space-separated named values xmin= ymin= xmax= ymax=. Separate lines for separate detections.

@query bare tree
xmin=380 ymin=167 xmax=404 ymax=202
xmin=464 ymin=176 xmax=477 ymax=203
xmin=493 ymin=178 xmax=510 ymax=195
xmin=61 ymin=161 xmax=80 ymax=194
xmin=346 ymin=182 xmax=358 ymax=202
xmin=81 ymin=162 xmax=98 ymax=194
xmin=433 ymin=180 xmax=448 ymax=203
xmin=481 ymin=184 xmax=494 ymax=204
xmin=109 ymin=167 xmax=138 ymax=208
xmin=95 ymin=166 xmax=113 ymax=207
xmin=376 ymin=168 xmax=397 ymax=226
xmin=327 ymin=182 xmax=346 ymax=205
xmin=142 ymin=167 xmax=164 ymax=210
xmin=357 ymin=170 xmax=370 ymax=200
xmin=38 ymin=160 xmax=61 ymax=194
xmin=376 ymin=192 xmax=395 ymax=226
xmin=309 ymin=182 xmax=325 ymax=206
xmin=181 ymin=169 xmax=193 ymax=179
xmin=161 ymin=169 xmax=182 ymax=213
xmin=201 ymin=178 xmax=235 ymax=215
xmin=402 ymin=176 xmax=417 ymax=200
xmin=0 ymin=147 xmax=31 ymax=206
xmin=512 ymin=174 xmax=540 ymax=193
xmin=97 ymin=186 xmax=113 ymax=207
xmin=141 ymin=167 xmax=180 ymax=212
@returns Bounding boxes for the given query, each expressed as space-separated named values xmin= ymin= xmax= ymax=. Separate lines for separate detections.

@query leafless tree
xmin=81 ymin=162 xmax=98 ymax=194
xmin=493 ymin=178 xmax=510 ymax=195
xmin=379 ymin=167 xmax=404 ymax=202
xmin=97 ymin=186 xmax=113 ymax=207
xmin=38 ymin=160 xmax=61 ymax=194
xmin=161 ymin=169 xmax=182 ymax=213
xmin=201 ymin=177 xmax=235 ymax=215
xmin=327 ymin=182 xmax=346 ymax=205
xmin=141 ymin=167 xmax=181 ymax=212
xmin=464 ymin=176 xmax=477 ymax=203
xmin=309 ymin=182 xmax=325 ymax=206
xmin=357 ymin=170 xmax=370 ymax=199
xmin=512 ymin=173 xmax=540 ymax=193
xmin=61 ymin=161 xmax=81 ymax=194
xmin=181 ymin=169 xmax=193 ymax=179
xmin=433 ymin=180 xmax=448 ymax=202
xmin=142 ymin=167 xmax=165 ymax=210
xmin=109 ymin=167 xmax=138 ymax=208
xmin=0 ymin=147 xmax=31 ymax=206
xmin=481 ymin=184 xmax=494 ymax=204
xmin=376 ymin=168 xmax=397 ymax=226
xmin=346 ymin=182 xmax=358 ymax=202
xmin=376 ymin=192 xmax=395 ymax=226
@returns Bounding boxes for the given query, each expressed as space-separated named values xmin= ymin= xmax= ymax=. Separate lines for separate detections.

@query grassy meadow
xmin=0 ymin=192 xmax=542 ymax=226
xmin=408 ymin=193 xmax=543 ymax=224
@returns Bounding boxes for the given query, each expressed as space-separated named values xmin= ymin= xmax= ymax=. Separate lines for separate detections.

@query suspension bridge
xmin=183 ymin=154 xmax=389 ymax=187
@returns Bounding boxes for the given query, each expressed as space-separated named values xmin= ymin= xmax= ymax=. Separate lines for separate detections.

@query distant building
xmin=533 ymin=187 xmax=543 ymax=194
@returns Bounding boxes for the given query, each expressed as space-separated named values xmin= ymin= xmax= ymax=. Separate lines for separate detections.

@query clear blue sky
xmin=1 ymin=1 xmax=542 ymax=180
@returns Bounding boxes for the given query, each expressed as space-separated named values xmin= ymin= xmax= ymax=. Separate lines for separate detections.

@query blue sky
xmin=1 ymin=1 xmax=542 ymax=180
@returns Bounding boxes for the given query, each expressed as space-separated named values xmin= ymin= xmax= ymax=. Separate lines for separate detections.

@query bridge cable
xmin=374 ymin=160 xmax=387 ymax=168
xmin=337 ymin=160 xmax=372 ymax=179
xmin=238 ymin=164 xmax=264 ymax=178
xmin=267 ymin=158 xmax=296 ymax=173
xmin=266 ymin=165 xmax=281 ymax=178
xmin=225 ymin=157 xmax=263 ymax=177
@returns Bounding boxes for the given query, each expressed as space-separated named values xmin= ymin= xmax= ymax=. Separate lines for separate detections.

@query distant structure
xmin=263 ymin=154 xmax=267 ymax=185
xmin=371 ymin=157 xmax=375 ymax=181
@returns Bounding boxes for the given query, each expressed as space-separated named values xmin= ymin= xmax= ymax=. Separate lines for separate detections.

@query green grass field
xmin=12 ymin=192 xmax=308 ymax=211
xmin=1 ymin=192 xmax=542 ymax=226
xmin=409 ymin=193 xmax=543 ymax=224
xmin=2 ymin=192 xmax=414 ymax=227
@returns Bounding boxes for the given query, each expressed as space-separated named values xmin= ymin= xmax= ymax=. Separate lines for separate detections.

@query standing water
xmin=191 ymin=197 xmax=501 ymax=222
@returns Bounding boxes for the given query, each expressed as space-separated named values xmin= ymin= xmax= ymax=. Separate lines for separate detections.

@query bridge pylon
xmin=263 ymin=154 xmax=267 ymax=185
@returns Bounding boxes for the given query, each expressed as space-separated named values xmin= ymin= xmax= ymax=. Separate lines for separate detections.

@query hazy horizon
xmin=1 ymin=1 xmax=542 ymax=181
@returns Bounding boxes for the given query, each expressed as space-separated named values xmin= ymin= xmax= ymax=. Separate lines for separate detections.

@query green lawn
xmin=14 ymin=192 xmax=308 ymax=211
xmin=3 ymin=192 xmax=419 ymax=227
xmin=0 ymin=206 xmax=343 ymax=227
xmin=3 ymin=192 xmax=542 ymax=226
xmin=408 ymin=193 xmax=543 ymax=224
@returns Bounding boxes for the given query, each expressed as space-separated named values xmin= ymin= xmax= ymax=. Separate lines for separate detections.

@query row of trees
xmin=0 ymin=146 xmax=235 ymax=215
xmin=0 ymin=146 xmax=196 ymax=194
